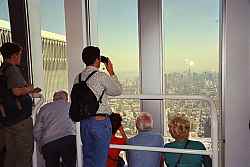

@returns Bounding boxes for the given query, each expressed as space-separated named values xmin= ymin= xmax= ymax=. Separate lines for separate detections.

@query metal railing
xmin=32 ymin=94 xmax=45 ymax=167
xmin=31 ymin=94 xmax=218 ymax=167
xmin=75 ymin=95 xmax=218 ymax=167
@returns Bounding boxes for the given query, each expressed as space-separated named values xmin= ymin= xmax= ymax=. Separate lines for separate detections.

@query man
xmin=75 ymin=46 xmax=122 ymax=167
xmin=127 ymin=112 xmax=164 ymax=167
xmin=0 ymin=122 xmax=5 ymax=167
xmin=164 ymin=115 xmax=212 ymax=167
xmin=33 ymin=90 xmax=77 ymax=167
xmin=0 ymin=42 xmax=35 ymax=167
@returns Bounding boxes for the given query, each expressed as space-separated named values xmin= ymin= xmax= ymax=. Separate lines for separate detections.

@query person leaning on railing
xmin=33 ymin=91 xmax=76 ymax=167
xmin=164 ymin=115 xmax=212 ymax=167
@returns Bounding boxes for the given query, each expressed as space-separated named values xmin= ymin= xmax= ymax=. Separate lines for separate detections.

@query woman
xmin=107 ymin=113 xmax=127 ymax=167
xmin=164 ymin=115 xmax=212 ymax=167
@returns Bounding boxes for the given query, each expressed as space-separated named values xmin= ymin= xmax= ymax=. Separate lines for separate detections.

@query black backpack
xmin=69 ymin=71 xmax=104 ymax=122
xmin=0 ymin=64 xmax=33 ymax=126
xmin=0 ymin=64 xmax=9 ymax=123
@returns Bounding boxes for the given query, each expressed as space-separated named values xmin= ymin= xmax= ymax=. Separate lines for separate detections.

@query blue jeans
xmin=80 ymin=117 xmax=112 ymax=167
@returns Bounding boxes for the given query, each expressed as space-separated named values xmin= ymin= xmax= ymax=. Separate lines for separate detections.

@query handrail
xmin=74 ymin=94 xmax=219 ymax=167
xmin=32 ymin=93 xmax=45 ymax=122
xmin=32 ymin=94 xmax=45 ymax=167
xmin=110 ymin=144 xmax=212 ymax=155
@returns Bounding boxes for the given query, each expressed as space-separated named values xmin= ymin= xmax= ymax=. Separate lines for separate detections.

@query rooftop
xmin=0 ymin=19 xmax=66 ymax=42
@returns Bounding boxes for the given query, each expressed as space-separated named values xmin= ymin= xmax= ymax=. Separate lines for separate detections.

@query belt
xmin=94 ymin=114 xmax=109 ymax=120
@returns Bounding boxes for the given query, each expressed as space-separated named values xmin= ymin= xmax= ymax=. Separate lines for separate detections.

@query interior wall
xmin=64 ymin=0 xmax=87 ymax=91
xmin=139 ymin=0 xmax=164 ymax=133
xmin=248 ymin=2 xmax=250 ymax=166
xmin=223 ymin=0 xmax=250 ymax=166
xmin=27 ymin=0 xmax=44 ymax=90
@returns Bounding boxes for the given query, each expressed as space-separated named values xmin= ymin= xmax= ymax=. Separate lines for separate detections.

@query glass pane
xmin=165 ymin=99 xmax=212 ymax=150
xmin=89 ymin=0 xmax=140 ymax=141
xmin=109 ymin=99 xmax=140 ymax=138
xmin=89 ymin=0 xmax=139 ymax=95
xmin=0 ymin=0 xmax=11 ymax=66
xmin=41 ymin=0 xmax=68 ymax=101
xmin=163 ymin=0 xmax=220 ymax=150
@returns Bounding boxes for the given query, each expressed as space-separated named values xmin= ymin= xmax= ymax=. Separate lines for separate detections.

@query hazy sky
xmin=164 ymin=0 xmax=220 ymax=72
xmin=92 ymin=0 xmax=220 ymax=73
xmin=0 ymin=0 xmax=220 ymax=73
xmin=0 ymin=0 xmax=66 ymax=34
xmin=0 ymin=0 xmax=9 ymax=21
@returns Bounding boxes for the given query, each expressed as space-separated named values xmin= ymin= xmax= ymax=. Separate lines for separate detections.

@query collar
xmin=86 ymin=65 xmax=99 ymax=71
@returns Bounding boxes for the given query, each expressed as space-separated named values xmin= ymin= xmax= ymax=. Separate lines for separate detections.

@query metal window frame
xmin=72 ymin=0 xmax=223 ymax=166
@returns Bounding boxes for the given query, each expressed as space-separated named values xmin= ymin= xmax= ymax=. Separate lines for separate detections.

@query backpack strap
xmin=79 ymin=70 xmax=105 ymax=103
xmin=78 ymin=73 xmax=82 ymax=83
xmin=85 ymin=71 xmax=97 ymax=82
xmin=78 ymin=71 xmax=97 ymax=83
xmin=174 ymin=140 xmax=190 ymax=167
xmin=0 ymin=63 xmax=11 ymax=75
xmin=99 ymin=90 xmax=105 ymax=103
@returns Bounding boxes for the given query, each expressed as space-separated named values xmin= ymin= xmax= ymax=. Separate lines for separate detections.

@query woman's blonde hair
xmin=168 ymin=114 xmax=190 ymax=139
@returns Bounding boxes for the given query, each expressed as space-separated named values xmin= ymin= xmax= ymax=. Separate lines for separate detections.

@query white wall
xmin=27 ymin=0 xmax=44 ymax=90
xmin=223 ymin=0 xmax=250 ymax=166
xmin=138 ymin=0 xmax=164 ymax=133
xmin=64 ymin=1 xmax=88 ymax=166
xmin=64 ymin=0 xmax=88 ymax=91
xmin=248 ymin=2 xmax=250 ymax=166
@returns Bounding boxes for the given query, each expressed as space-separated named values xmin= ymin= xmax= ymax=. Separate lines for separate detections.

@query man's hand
xmin=26 ymin=85 xmax=34 ymax=93
xmin=105 ymin=59 xmax=115 ymax=76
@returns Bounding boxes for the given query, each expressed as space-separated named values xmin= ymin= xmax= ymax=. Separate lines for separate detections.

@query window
xmin=163 ymin=0 xmax=220 ymax=149
xmin=89 ymin=0 xmax=140 ymax=137
xmin=89 ymin=0 xmax=139 ymax=95
xmin=109 ymin=99 xmax=140 ymax=137
xmin=0 ymin=0 xmax=11 ymax=66
xmin=41 ymin=0 xmax=68 ymax=101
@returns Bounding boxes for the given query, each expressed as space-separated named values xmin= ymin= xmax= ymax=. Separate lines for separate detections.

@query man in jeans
xmin=0 ymin=42 xmax=35 ymax=167
xmin=34 ymin=91 xmax=76 ymax=167
xmin=74 ymin=46 xmax=122 ymax=167
xmin=0 ymin=123 xmax=5 ymax=167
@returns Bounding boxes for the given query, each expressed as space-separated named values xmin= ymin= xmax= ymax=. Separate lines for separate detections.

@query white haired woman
xmin=127 ymin=112 xmax=164 ymax=167
xmin=164 ymin=115 xmax=212 ymax=167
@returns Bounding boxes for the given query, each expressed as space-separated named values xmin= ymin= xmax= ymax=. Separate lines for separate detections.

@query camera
xmin=100 ymin=56 xmax=109 ymax=64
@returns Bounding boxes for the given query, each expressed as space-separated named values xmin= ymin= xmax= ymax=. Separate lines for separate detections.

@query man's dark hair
xmin=0 ymin=42 xmax=22 ymax=60
xmin=110 ymin=113 xmax=122 ymax=135
xmin=82 ymin=46 xmax=100 ymax=66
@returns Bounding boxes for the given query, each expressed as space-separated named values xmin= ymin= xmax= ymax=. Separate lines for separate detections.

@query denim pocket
xmin=91 ymin=119 xmax=111 ymax=140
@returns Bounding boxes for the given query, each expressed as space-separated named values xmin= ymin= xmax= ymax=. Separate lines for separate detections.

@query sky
xmin=0 ymin=0 xmax=66 ymax=34
xmin=0 ymin=0 xmax=220 ymax=73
